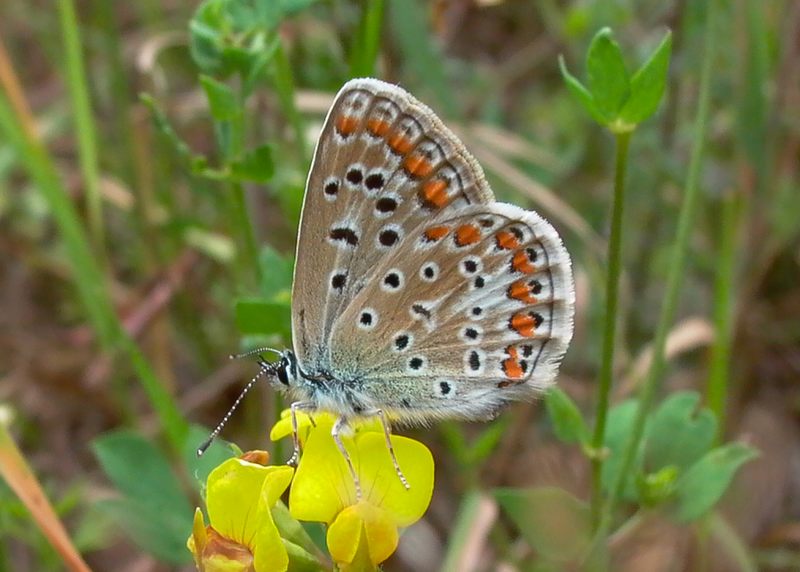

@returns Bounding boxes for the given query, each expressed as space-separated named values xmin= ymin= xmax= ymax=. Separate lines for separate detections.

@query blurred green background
xmin=1 ymin=0 xmax=799 ymax=570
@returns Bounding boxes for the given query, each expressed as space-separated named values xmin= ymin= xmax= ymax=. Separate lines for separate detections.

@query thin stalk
xmin=56 ymin=0 xmax=105 ymax=252
xmin=0 ymin=94 xmax=188 ymax=451
xmin=596 ymin=0 xmax=719 ymax=540
xmin=272 ymin=41 xmax=307 ymax=160
xmin=349 ymin=0 xmax=385 ymax=77
xmin=439 ymin=490 xmax=492 ymax=572
xmin=706 ymin=192 xmax=741 ymax=434
xmin=590 ymin=130 xmax=631 ymax=528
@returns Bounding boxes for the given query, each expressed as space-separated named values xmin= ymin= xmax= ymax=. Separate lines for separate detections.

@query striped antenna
xmin=197 ymin=361 xmax=275 ymax=456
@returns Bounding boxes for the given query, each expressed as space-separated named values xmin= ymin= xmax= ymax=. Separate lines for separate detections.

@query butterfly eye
xmin=276 ymin=358 xmax=291 ymax=385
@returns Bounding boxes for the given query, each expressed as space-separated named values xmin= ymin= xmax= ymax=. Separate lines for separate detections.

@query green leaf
xmin=672 ymin=443 xmax=758 ymax=522
xmin=636 ymin=465 xmax=679 ymax=507
xmin=544 ymin=387 xmax=590 ymax=444
xmin=618 ymin=31 xmax=672 ymax=125
xmin=259 ymin=244 xmax=293 ymax=298
xmin=283 ymin=538 xmax=327 ymax=572
xmin=92 ymin=430 xmax=192 ymax=512
xmin=495 ymin=487 xmax=591 ymax=562
xmin=600 ymin=399 xmax=640 ymax=501
xmin=235 ymin=297 xmax=292 ymax=339
xmin=559 ymin=55 xmax=606 ymax=124
xmin=96 ymin=498 xmax=192 ymax=564
xmin=273 ymin=502 xmax=325 ymax=561
xmin=230 ymin=144 xmax=274 ymax=183
xmin=586 ymin=28 xmax=630 ymax=119
xmin=644 ymin=391 xmax=716 ymax=473
xmin=140 ymin=93 xmax=207 ymax=169
xmin=92 ymin=431 xmax=194 ymax=563
xmin=200 ymin=75 xmax=240 ymax=121
xmin=467 ymin=417 xmax=510 ymax=464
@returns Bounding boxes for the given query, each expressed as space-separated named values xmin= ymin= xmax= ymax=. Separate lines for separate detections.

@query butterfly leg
xmin=375 ymin=409 xmax=410 ymax=490
xmin=331 ymin=416 xmax=362 ymax=500
xmin=287 ymin=401 xmax=315 ymax=467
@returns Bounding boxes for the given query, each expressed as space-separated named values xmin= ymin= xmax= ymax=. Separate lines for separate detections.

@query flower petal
xmin=270 ymin=410 xmax=334 ymax=442
xmin=289 ymin=427 xmax=434 ymax=528
xmin=354 ymin=433 xmax=435 ymax=527
xmin=187 ymin=507 xmax=207 ymax=567
xmin=289 ymin=427 xmax=354 ymax=523
xmin=328 ymin=502 xmax=398 ymax=566
xmin=252 ymin=468 xmax=294 ymax=572
xmin=207 ymin=459 xmax=292 ymax=546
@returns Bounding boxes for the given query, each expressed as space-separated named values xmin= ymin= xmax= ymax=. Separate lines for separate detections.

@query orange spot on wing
xmin=508 ymin=280 xmax=538 ymax=304
xmin=387 ymin=132 xmax=414 ymax=155
xmin=335 ymin=115 xmax=359 ymax=136
xmin=510 ymin=312 xmax=537 ymax=337
xmin=367 ymin=118 xmax=391 ymax=137
xmin=512 ymin=250 xmax=536 ymax=274
xmin=455 ymin=224 xmax=481 ymax=247
xmin=423 ymin=225 xmax=450 ymax=242
xmin=420 ymin=179 xmax=449 ymax=208
xmin=403 ymin=154 xmax=435 ymax=178
xmin=496 ymin=230 xmax=521 ymax=250
xmin=502 ymin=347 xmax=525 ymax=379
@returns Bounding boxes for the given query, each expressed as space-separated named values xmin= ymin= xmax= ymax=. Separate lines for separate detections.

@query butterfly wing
xmin=292 ymin=79 xmax=495 ymax=373
xmin=328 ymin=202 xmax=575 ymax=423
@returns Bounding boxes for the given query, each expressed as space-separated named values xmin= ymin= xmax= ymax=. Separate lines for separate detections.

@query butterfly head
xmin=262 ymin=350 xmax=299 ymax=389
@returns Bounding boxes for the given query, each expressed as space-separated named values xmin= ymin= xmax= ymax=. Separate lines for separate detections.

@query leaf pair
xmin=560 ymin=27 xmax=672 ymax=133
xmin=603 ymin=391 xmax=757 ymax=522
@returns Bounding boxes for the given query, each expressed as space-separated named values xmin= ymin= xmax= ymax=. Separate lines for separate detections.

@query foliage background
xmin=1 ymin=0 xmax=799 ymax=570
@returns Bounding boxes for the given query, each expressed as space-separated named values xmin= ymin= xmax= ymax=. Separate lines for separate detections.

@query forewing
xmin=292 ymin=78 xmax=494 ymax=371
xmin=328 ymin=203 xmax=575 ymax=423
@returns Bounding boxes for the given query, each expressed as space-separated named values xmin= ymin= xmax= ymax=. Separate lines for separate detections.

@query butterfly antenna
xmin=197 ymin=362 xmax=275 ymax=456
xmin=229 ymin=346 xmax=283 ymax=360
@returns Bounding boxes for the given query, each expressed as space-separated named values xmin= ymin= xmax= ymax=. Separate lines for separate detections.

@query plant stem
xmin=597 ymin=0 xmax=719 ymax=538
xmin=590 ymin=130 xmax=631 ymax=528
xmin=349 ymin=0 xmax=385 ymax=77
xmin=706 ymin=192 xmax=740 ymax=435
xmin=56 ymin=0 xmax=105 ymax=253
xmin=0 ymin=94 xmax=188 ymax=452
xmin=272 ymin=41 xmax=307 ymax=160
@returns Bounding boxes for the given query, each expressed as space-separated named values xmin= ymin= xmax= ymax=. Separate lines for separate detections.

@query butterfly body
xmin=270 ymin=78 xmax=575 ymax=429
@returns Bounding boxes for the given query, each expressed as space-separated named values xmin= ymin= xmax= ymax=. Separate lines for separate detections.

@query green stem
xmin=215 ymin=87 xmax=263 ymax=290
xmin=56 ymin=0 xmax=105 ymax=252
xmin=595 ymin=0 xmax=719 ymax=543
xmin=706 ymin=192 xmax=740 ymax=435
xmin=439 ymin=490 xmax=487 ymax=572
xmin=349 ymin=0 xmax=385 ymax=77
xmin=272 ymin=41 xmax=307 ymax=160
xmin=590 ymin=130 xmax=631 ymax=528
xmin=0 ymin=94 xmax=188 ymax=452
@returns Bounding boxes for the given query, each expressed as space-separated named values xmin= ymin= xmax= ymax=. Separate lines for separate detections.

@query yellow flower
xmin=280 ymin=415 xmax=434 ymax=568
xmin=187 ymin=451 xmax=294 ymax=572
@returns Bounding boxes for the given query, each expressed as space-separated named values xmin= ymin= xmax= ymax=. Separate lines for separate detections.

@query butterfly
xmin=204 ymin=78 xmax=575 ymax=495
